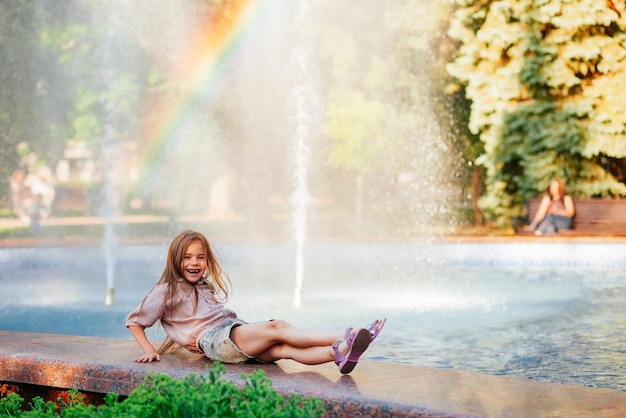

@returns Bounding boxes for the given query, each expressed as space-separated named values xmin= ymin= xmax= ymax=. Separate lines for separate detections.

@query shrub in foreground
xmin=0 ymin=362 xmax=325 ymax=417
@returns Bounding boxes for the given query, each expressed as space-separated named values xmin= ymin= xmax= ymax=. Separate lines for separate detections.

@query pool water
xmin=1 ymin=241 xmax=625 ymax=391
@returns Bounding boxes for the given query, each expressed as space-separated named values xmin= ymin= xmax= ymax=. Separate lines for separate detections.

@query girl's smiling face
xmin=181 ymin=239 xmax=207 ymax=284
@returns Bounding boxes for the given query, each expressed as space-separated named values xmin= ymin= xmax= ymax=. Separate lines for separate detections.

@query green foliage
xmin=0 ymin=1 xmax=49 ymax=193
xmin=317 ymin=1 xmax=470 ymax=230
xmin=40 ymin=24 xmax=91 ymax=64
xmin=448 ymin=0 xmax=626 ymax=224
xmin=0 ymin=363 xmax=325 ymax=418
xmin=0 ymin=393 xmax=23 ymax=416
xmin=319 ymin=6 xmax=390 ymax=173
xmin=0 ymin=1 xmax=156 ymax=205
xmin=325 ymin=90 xmax=386 ymax=170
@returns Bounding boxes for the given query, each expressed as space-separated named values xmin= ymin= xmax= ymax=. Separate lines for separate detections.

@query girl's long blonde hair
xmin=154 ymin=230 xmax=232 ymax=354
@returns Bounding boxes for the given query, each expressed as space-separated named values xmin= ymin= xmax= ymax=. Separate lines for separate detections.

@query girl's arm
xmin=129 ymin=325 xmax=161 ymax=363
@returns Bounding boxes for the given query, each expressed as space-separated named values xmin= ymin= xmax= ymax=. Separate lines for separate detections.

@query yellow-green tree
xmin=448 ymin=0 xmax=626 ymax=224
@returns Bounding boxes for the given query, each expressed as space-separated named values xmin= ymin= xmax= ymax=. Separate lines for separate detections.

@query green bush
xmin=0 ymin=362 xmax=325 ymax=417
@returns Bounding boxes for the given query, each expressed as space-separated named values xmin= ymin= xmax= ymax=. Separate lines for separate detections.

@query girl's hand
xmin=128 ymin=326 xmax=160 ymax=363
xmin=134 ymin=352 xmax=161 ymax=363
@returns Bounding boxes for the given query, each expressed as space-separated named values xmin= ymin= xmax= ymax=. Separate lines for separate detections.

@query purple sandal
xmin=366 ymin=318 xmax=386 ymax=342
xmin=333 ymin=327 xmax=372 ymax=374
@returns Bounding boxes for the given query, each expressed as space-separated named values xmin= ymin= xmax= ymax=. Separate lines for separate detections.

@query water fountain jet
xmin=290 ymin=0 xmax=315 ymax=308
xmin=95 ymin=4 xmax=120 ymax=306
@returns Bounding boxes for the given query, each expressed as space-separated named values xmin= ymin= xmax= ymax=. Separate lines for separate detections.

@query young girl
xmin=126 ymin=230 xmax=385 ymax=374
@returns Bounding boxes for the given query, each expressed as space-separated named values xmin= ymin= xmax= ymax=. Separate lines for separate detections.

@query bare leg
xmin=231 ymin=320 xmax=342 ymax=358
xmin=256 ymin=343 xmax=336 ymax=364
xmin=231 ymin=319 xmax=385 ymax=366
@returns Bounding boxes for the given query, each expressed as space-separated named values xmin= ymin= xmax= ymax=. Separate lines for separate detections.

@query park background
xmin=1 ymin=0 xmax=626 ymax=242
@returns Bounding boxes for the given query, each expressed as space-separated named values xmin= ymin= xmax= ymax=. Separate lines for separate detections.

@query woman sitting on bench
xmin=529 ymin=178 xmax=576 ymax=235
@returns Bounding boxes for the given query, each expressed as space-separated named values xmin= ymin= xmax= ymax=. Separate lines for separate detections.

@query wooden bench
xmin=521 ymin=197 xmax=626 ymax=235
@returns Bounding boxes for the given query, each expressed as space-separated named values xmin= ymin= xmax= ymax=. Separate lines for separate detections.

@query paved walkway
xmin=2 ymin=331 xmax=626 ymax=417
xmin=2 ymin=214 xmax=626 ymax=246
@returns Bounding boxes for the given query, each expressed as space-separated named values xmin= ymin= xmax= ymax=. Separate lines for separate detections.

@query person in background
xmin=23 ymin=189 xmax=45 ymax=237
xmin=29 ymin=172 xmax=55 ymax=217
xmin=9 ymin=169 xmax=27 ymax=222
xmin=126 ymin=229 xmax=386 ymax=374
xmin=529 ymin=178 xmax=575 ymax=235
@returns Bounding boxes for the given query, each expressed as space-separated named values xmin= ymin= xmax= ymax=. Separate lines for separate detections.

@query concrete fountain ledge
xmin=1 ymin=332 xmax=626 ymax=417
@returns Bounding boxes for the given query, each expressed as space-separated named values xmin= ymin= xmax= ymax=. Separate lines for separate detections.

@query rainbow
xmin=133 ymin=0 xmax=271 ymax=195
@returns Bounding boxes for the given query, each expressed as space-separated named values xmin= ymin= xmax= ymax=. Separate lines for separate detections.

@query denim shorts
xmin=198 ymin=318 xmax=254 ymax=364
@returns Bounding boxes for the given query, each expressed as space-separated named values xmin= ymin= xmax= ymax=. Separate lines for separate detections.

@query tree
xmin=448 ymin=0 xmax=626 ymax=224
xmin=0 ymin=1 xmax=162 ymax=215
xmin=0 ymin=1 xmax=55 ymax=201
xmin=319 ymin=0 xmax=468 ymax=234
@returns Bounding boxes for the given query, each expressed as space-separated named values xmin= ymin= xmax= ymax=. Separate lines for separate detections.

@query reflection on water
xmin=1 ymin=242 xmax=626 ymax=391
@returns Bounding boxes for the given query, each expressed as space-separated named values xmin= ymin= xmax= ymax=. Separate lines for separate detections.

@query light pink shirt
xmin=125 ymin=280 xmax=237 ymax=353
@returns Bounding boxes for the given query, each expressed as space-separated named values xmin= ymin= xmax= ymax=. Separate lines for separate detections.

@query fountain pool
xmin=1 ymin=240 xmax=625 ymax=392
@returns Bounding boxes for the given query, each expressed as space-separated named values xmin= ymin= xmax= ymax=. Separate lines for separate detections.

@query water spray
xmin=96 ymin=6 xmax=119 ymax=306
xmin=290 ymin=0 xmax=314 ymax=308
